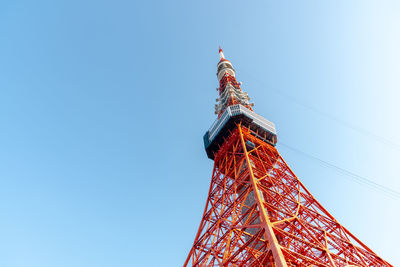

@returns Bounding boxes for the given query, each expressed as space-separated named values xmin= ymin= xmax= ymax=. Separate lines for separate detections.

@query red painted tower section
xmin=184 ymin=48 xmax=392 ymax=266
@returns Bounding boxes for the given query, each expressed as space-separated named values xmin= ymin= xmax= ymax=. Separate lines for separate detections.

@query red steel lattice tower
xmin=184 ymin=48 xmax=392 ymax=266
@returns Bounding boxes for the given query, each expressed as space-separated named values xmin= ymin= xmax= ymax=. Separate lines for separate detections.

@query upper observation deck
xmin=204 ymin=104 xmax=277 ymax=160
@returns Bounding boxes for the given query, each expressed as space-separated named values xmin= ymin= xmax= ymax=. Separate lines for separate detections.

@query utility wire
xmin=278 ymin=141 xmax=400 ymax=200
xmin=241 ymin=69 xmax=400 ymax=152
xmin=237 ymin=69 xmax=400 ymax=199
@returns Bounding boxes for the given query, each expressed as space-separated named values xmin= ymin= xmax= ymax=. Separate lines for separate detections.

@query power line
xmin=241 ymin=69 xmax=400 ymax=152
xmin=237 ymin=69 xmax=400 ymax=199
xmin=278 ymin=141 xmax=400 ymax=200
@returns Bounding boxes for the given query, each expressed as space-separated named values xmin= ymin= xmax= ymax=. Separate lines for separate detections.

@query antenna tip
xmin=218 ymin=46 xmax=225 ymax=60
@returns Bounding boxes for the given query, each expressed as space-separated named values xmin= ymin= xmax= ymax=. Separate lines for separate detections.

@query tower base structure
xmin=185 ymin=124 xmax=392 ymax=266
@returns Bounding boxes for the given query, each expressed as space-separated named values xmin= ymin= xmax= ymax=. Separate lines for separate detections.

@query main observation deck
xmin=203 ymin=104 xmax=277 ymax=160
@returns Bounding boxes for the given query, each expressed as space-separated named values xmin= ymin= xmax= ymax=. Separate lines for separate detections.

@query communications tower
xmin=184 ymin=48 xmax=392 ymax=266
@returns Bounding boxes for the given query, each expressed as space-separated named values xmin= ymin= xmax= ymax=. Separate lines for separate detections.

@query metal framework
xmin=184 ymin=48 xmax=392 ymax=266
xmin=185 ymin=126 xmax=392 ymax=266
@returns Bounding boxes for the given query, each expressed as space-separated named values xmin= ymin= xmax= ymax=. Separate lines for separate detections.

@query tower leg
xmin=238 ymin=125 xmax=288 ymax=267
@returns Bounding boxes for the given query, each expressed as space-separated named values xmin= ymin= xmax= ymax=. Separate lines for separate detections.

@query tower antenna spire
xmin=214 ymin=47 xmax=253 ymax=117
xmin=218 ymin=46 xmax=225 ymax=60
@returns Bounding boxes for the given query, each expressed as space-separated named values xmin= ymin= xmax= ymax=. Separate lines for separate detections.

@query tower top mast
xmin=203 ymin=48 xmax=278 ymax=159
xmin=218 ymin=46 xmax=225 ymax=61
xmin=215 ymin=47 xmax=253 ymax=116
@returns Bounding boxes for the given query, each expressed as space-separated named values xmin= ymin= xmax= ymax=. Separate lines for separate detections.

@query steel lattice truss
xmin=185 ymin=126 xmax=392 ymax=267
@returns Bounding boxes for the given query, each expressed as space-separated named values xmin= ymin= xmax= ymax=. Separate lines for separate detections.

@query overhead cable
xmin=278 ymin=141 xmax=400 ymax=200
xmin=241 ymin=69 xmax=400 ymax=152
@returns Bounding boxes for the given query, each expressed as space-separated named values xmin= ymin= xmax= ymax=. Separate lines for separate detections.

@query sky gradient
xmin=0 ymin=1 xmax=399 ymax=266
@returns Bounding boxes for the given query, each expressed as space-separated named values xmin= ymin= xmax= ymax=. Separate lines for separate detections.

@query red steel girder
xmin=185 ymin=125 xmax=392 ymax=267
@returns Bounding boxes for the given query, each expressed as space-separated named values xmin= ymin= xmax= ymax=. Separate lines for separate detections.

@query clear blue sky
xmin=0 ymin=1 xmax=399 ymax=266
